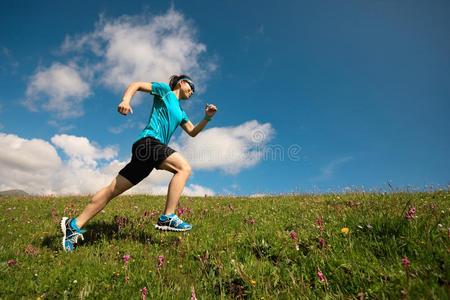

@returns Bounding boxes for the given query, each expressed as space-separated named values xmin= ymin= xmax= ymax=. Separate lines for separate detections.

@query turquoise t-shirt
xmin=137 ymin=82 xmax=189 ymax=145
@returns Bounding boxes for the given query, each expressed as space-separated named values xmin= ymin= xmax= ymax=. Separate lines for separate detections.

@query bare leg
xmin=76 ymin=175 xmax=134 ymax=228
xmin=156 ymin=152 xmax=192 ymax=215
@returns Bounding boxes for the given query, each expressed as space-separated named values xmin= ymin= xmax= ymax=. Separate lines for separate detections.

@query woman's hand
xmin=118 ymin=101 xmax=133 ymax=115
xmin=205 ymin=103 xmax=217 ymax=118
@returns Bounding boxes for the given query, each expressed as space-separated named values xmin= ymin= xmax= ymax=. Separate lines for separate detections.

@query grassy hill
xmin=1 ymin=191 xmax=449 ymax=299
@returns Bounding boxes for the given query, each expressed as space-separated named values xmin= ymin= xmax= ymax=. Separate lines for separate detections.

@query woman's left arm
xmin=181 ymin=104 xmax=217 ymax=137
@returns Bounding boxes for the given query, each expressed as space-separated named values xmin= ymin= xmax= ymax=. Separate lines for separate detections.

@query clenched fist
xmin=205 ymin=103 xmax=217 ymax=118
xmin=118 ymin=101 xmax=133 ymax=115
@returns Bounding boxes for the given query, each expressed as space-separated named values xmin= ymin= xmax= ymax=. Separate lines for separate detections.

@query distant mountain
xmin=0 ymin=189 xmax=30 ymax=197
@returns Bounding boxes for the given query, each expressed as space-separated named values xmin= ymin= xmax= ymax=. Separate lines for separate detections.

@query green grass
xmin=1 ymin=191 xmax=449 ymax=299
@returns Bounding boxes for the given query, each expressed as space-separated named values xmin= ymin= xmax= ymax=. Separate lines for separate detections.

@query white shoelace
xmin=68 ymin=232 xmax=84 ymax=244
xmin=170 ymin=216 xmax=183 ymax=227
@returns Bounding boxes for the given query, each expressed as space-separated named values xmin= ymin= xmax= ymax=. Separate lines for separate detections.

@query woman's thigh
xmin=157 ymin=152 xmax=191 ymax=174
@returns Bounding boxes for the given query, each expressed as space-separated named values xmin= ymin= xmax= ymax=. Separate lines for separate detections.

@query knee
xmin=178 ymin=164 xmax=192 ymax=177
xmin=106 ymin=182 xmax=125 ymax=199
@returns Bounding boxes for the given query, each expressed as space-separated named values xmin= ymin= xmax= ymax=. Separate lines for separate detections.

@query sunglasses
xmin=184 ymin=79 xmax=195 ymax=94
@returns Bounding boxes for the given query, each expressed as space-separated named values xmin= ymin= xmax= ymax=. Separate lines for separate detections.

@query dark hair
xmin=169 ymin=74 xmax=193 ymax=91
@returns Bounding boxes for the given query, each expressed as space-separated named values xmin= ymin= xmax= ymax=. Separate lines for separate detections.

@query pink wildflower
xmin=315 ymin=216 xmax=324 ymax=232
xmin=177 ymin=207 xmax=185 ymax=216
xmin=140 ymin=287 xmax=148 ymax=300
xmin=405 ymin=207 xmax=416 ymax=220
xmin=289 ymin=230 xmax=298 ymax=241
xmin=51 ymin=207 xmax=58 ymax=222
xmin=123 ymin=254 xmax=131 ymax=264
xmin=143 ymin=210 xmax=157 ymax=218
xmin=157 ymin=255 xmax=166 ymax=271
xmin=402 ymin=256 xmax=410 ymax=269
xmin=317 ymin=269 xmax=326 ymax=282
xmin=115 ymin=215 xmax=129 ymax=230
xmin=318 ymin=238 xmax=326 ymax=249
xmin=245 ymin=218 xmax=256 ymax=225
xmin=25 ymin=244 xmax=39 ymax=256
xmin=191 ymin=286 xmax=197 ymax=300
xmin=7 ymin=259 xmax=17 ymax=267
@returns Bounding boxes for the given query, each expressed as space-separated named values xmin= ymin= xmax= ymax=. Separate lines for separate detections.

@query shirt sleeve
xmin=150 ymin=82 xmax=171 ymax=98
xmin=180 ymin=110 xmax=189 ymax=125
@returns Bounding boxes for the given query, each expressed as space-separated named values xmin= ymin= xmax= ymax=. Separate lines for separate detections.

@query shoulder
xmin=151 ymin=82 xmax=171 ymax=93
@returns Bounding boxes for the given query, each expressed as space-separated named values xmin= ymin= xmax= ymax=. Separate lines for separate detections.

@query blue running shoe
xmin=60 ymin=217 xmax=85 ymax=252
xmin=154 ymin=214 xmax=192 ymax=231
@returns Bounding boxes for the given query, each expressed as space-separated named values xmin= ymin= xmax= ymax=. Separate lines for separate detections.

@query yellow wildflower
xmin=341 ymin=227 xmax=350 ymax=235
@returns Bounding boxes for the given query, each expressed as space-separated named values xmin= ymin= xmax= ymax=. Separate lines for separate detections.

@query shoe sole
xmin=154 ymin=224 xmax=192 ymax=232
xmin=60 ymin=217 xmax=69 ymax=252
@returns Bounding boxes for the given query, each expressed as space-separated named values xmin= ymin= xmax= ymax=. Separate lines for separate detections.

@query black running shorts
xmin=118 ymin=137 xmax=176 ymax=185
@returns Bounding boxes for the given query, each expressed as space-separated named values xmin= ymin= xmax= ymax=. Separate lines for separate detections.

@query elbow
xmin=130 ymin=82 xmax=143 ymax=92
xmin=189 ymin=131 xmax=198 ymax=137
xmin=128 ymin=82 xmax=138 ymax=88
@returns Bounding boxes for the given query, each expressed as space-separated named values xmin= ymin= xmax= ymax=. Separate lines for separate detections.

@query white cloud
xmin=51 ymin=134 xmax=118 ymax=168
xmin=24 ymin=9 xmax=215 ymax=120
xmin=25 ymin=62 xmax=91 ymax=118
xmin=0 ymin=133 xmax=62 ymax=194
xmin=61 ymin=9 xmax=215 ymax=92
xmin=0 ymin=133 xmax=214 ymax=196
xmin=47 ymin=120 xmax=76 ymax=133
xmin=249 ymin=193 xmax=270 ymax=198
xmin=311 ymin=156 xmax=353 ymax=182
xmin=170 ymin=120 xmax=275 ymax=174
xmin=108 ymin=119 xmax=139 ymax=134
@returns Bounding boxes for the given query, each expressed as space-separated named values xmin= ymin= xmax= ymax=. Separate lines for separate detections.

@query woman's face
xmin=180 ymin=80 xmax=194 ymax=100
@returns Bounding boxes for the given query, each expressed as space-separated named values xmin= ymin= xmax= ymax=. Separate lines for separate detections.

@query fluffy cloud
xmin=51 ymin=134 xmax=117 ymax=168
xmin=61 ymin=8 xmax=214 ymax=91
xmin=171 ymin=120 xmax=275 ymax=174
xmin=0 ymin=133 xmax=214 ymax=196
xmin=24 ymin=9 xmax=214 ymax=119
xmin=0 ymin=119 xmax=274 ymax=194
xmin=25 ymin=63 xmax=91 ymax=118
xmin=0 ymin=133 xmax=62 ymax=194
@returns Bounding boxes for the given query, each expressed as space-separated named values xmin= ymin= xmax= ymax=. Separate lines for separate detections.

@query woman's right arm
xmin=118 ymin=82 xmax=152 ymax=115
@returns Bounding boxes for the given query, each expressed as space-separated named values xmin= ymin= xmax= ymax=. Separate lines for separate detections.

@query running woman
xmin=61 ymin=75 xmax=217 ymax=252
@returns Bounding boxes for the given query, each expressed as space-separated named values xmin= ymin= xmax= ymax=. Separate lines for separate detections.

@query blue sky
xmin=0 ymin=0 xmax=449 ymax=195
